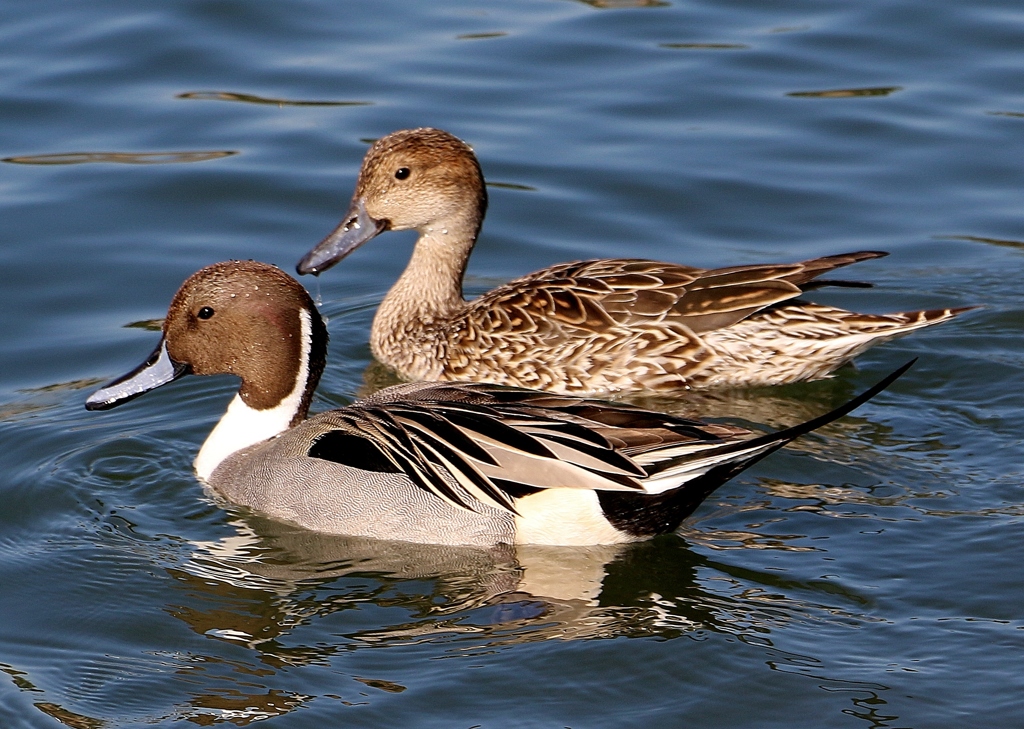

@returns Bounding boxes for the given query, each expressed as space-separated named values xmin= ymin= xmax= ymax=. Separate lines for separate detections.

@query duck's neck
xmin=194 ymin=307 xmax=326 ymax=481
xmin=371 ymin=215 xmax=479 ymax=357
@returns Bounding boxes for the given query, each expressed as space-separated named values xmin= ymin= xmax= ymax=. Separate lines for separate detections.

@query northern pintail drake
xmin=297 ymin=127 xmax=970 ymax=394
xmin=86 ymin=260 xmax=911 ymax=546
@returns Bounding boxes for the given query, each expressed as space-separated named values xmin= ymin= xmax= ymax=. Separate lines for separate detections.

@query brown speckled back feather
xmin=375 ymin=252 xmax=969 ymax=393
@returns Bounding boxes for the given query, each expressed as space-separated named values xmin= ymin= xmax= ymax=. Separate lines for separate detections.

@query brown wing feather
xmin=426 ymin=251 xmax=922 ymax=392
xmin=466 ymin=258 xmax=808 ymax=336
xmin=471 ymin=252 xmax=892 ymax=337
xmin=779 ymin=251 xmax=888 ymax=286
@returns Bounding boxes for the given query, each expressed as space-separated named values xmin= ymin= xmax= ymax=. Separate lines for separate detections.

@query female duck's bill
xmin=297 ymin=196 xmax=387 ymax=276
xmin=296 ymin=127 xmax=971 ymax=394
xmin=86 ymin=260 xmax=914 ymax=546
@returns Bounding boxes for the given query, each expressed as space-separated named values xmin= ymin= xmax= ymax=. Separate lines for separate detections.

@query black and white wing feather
xmin=306 ymin=361 xmax=914 ymax=515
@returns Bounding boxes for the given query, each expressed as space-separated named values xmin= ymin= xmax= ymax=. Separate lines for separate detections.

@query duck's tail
xmin=692 ymin=302 xmax=975 ymax=388
xmin=596 ymin=359 xmax=915 ymax=538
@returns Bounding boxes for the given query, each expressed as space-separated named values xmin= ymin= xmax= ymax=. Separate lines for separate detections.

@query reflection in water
xmin=137 ymin=516 xmax=889 ymax=723
xmin=364 ymin=356 xmax=872 ymax=431
xmin=184 ymin=688 xmax=312 ymax=725
xmin=618 ymin=377 xmax=861 ymax=425
xmin=572 ymin=0 xmax=669 ymax=7
xmin=659 ymin=42 xmax=749 ymax=49
xmin=485 ymin=181 xmax=537 ymax=191
xmin=1 ymin=662 xmax=104 ymax=729
xmin=176 ymin=91 xmax=372 ymax=107
xmin=125 ymin=318 xmax=164 ymax=331
xmin=179 ymin=520 xmax=672 ymax=644
xmin=762 ymin=644 xmax=897 ymax=726
xmin=679 ymin=519 xmax=821 ymax=553
xmin=941 ymin=234 xmax=1024 ymax=250
xmin=0 ymin=504 xmax=909 ymax=726
xmin=787 ymin=87 xmax=903 ymax=98
xmin=0 ymin=663 xmax=36 ymax=693
xmin=358 ymin=359 xmax=407 ymax=396
xmin=353 ymin=677 xmax=406 ymax=693
xmin=7 ymin=370 xmax=969 ymax=726
xmin=1 ymin=151 xmax=237 ymax=165
xmin=0 ymin=378 xmax=102 ymax=422
xmin=456 ymin=32 xmax=508 ymax=40
xmin=34 ymin=702 xmax=104 ymax=729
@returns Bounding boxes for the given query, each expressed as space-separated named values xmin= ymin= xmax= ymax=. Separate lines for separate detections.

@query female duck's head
xmin=297 ymin=128 xmax=488 ymax=276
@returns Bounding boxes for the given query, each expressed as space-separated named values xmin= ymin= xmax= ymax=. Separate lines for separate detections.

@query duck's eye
xmin=197 ymin=306 xmax=215 ymax=320
xmin=394 ymin=167 xmax=410 ymax=180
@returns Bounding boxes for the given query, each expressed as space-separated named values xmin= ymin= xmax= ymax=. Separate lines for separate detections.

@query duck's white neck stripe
xmin=194 ymin=308 xmax=313 ymax=482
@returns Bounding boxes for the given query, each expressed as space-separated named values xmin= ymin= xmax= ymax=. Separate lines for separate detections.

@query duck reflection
xmin=571 ymin=0 xmax=670 ymax=8
xmin=2 ymin=515 xmax=886 ymax=727
xmin=167 ymin=514 xmax=871 ymax=662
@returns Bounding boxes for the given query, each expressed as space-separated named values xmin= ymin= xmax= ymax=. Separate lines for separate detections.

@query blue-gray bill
xmin=85 ymin=339 xmax=190 ymax=411
xmin=296 ymin=197 xmax=388 ymax=275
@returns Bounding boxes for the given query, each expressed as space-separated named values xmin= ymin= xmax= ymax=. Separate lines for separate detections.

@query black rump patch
xmin=308 ymin=431 xmax=401 ymax=473
xmin=597 ymin=459 xmax=754 ymax=539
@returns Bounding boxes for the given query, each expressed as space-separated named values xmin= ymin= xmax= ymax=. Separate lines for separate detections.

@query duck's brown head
xmin=87 ymin=260 xmax=327 ymax=418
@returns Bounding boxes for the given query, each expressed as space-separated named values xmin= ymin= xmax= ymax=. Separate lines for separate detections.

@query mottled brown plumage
xmin=298 ymin=128 xmax=971 ymax=394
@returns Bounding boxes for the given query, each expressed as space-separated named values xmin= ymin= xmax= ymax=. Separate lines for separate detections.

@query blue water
xmin=1 ymin=0 xmax=1022 ymax=726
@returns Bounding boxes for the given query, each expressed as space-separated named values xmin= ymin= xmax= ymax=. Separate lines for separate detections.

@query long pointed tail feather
xmin=598 ymin=359 xmax=916 ymax=538
xmin=649 ymin=357 xmax=916 ymax=477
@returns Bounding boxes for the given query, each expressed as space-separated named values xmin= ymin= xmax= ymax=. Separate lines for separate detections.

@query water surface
xmin=1 ymin=0 xmax=1022 ymax=726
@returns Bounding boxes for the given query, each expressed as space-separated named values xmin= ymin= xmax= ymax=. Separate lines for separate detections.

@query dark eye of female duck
xmin=394 ymin=167 xmax=410 ymax=180
xmin=197 ymin=306 xmax=215 ymax=320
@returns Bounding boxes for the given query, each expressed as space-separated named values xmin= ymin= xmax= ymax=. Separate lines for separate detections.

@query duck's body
xmin=298 ymin=127 xmax=969 ymax=394
xmin=370 ymin=253 xmax=957 ymax=392
xmin=86 ymin=261 xmax=909 ymax=546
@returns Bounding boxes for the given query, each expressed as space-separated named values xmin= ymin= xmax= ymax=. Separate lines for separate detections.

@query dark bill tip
xmin=296 ymin=198 xmax=387 ymax=276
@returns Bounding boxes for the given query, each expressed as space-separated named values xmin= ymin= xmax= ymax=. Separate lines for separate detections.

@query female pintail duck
xmin=297 ymin=127 xmax=968 ymax=394
xmin=86 ymin=260 xmax=911 ymax=546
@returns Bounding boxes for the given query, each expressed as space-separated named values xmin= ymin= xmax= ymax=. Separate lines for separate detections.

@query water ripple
xmin=176 ymin=91 xmax=372 ymax=107
xmin=786 ymin=86 xmax=903 ymax=98
xmin=2 ymin=150 xmax=237 ymax=165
